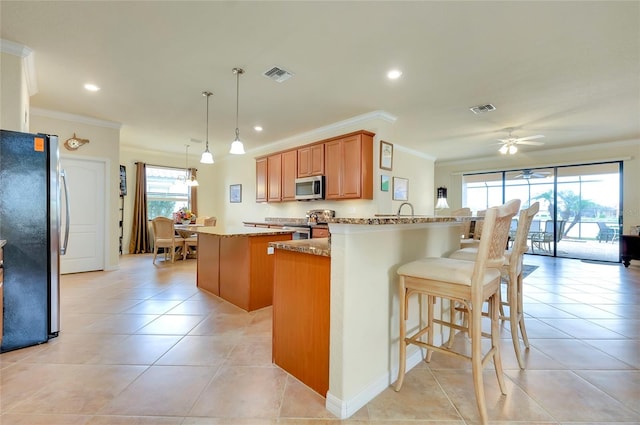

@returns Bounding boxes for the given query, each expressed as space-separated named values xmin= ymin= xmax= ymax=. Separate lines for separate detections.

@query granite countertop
xmin=327 ymin=216 xmax=476 ymax=225
xmin=190 ymin=226 xmax=295 ymax=238
xmin=269 ymin=238 xmax=331 ymax=257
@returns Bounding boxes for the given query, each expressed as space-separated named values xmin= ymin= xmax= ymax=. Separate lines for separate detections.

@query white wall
xmin=1 ymin=49 xmax=30 ymax=132
xmin=119 ymin=111 xmax=436 ymax=253
xmin=29 ymin=110 xmax=122 ymax=270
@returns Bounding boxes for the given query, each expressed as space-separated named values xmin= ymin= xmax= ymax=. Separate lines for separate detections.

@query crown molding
xmin=31 ymin=107 xmax=122 ymax=129
xmin=253 ymin=110 xmax=398 ymax=155
xmin=1 ymin=38 xmax=38 ymax=95
xmin=394 ymin=143 xmax=437 ymax=161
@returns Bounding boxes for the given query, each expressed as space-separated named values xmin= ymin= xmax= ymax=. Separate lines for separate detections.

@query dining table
xmin=174 ymin=223 xmax=202 ymax=239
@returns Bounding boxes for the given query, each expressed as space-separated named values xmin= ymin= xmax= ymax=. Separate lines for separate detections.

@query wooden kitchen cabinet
xmin=325 ymin=130 xmax=374 ymax=200
xmin=297 ymin=144 xmax=324 ymax=177
xmin=267 ymin=154 xmax=282 ymax=202
xmin=260 ymin=150 xmax=297 ymax=202
xmin=311 ymin=226 xmax=330 ymax=239
xmin=273 ymin=249 xmax=330 ymax=396
xmin=197 ymin=232 xmax=292 ymax=311
xmin=255 ymin=157 xmax=267 ymax=202
xmin=281 ymin=150 xmax=297 ymax=201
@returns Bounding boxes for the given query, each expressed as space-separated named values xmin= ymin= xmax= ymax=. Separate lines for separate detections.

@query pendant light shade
xmin=435 ymin=186 xmax=449 ymax=210
xmin=229 ymin=68 xmax=246 ymax=155
xmin=200 ymin=91 xmax=214 ymax=164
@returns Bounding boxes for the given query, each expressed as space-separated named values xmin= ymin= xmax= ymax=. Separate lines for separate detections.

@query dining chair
xmin=448 ymin=202 xmax=539 ymax=369
xmin=460 ymin=209 xmax=485 ymax=248
xmin=183 ymin=216 xmax=216 ymax=259
xmin=451 ymin=207 xmax=472 ymax=242
xmin=395 ymin=199 xmax=520 ymax=425
xmin=151 ymin=217 xmax=185 ymax=264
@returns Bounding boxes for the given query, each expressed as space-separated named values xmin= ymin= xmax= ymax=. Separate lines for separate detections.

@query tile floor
xmin=1 ymin=254 xmax=638 ymax=425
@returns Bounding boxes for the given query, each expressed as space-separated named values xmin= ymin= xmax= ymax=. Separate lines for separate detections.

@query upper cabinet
xmin=324 ymin=131 xmax=373 ymax=200
xmin=281 ymin=150 xmax=297 ymax=201
xmin=297 ymin=144 xmax=324 ymax=178
xmin=256 ymin=149 xmax=298 ymax=203
xmin=256 ymin=157 xmax=268 ymax=202
xmin=255 ymin=130 xmax=373 ymax=202
xmin=267 ymin=154 xmax=283 ymax=202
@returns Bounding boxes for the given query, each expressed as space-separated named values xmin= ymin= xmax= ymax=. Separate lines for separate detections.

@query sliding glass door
xmin=463 ymin=162 xmax=622 ymax=262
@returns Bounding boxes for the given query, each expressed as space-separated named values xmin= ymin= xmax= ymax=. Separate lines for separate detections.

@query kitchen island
xmin=270 ymin=216 xmax=473 ymax=418
xmin=193 ymin=226 xmax=293 ymax=311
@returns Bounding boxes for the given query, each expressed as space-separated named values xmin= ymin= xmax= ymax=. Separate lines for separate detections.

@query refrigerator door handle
xmin=60 ymin=169 xmax=70 ymax=255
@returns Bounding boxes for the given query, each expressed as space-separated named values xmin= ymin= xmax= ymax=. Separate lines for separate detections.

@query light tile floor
xmin=1 ymin=254 xmax=638 ymax=424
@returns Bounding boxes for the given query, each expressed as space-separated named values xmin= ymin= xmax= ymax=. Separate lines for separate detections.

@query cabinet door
xmin=267 ymin=154 xmax=282 ymax=202
xmin=298 ymin=145 xmax=325 ymax=177
xmin=255 ymin=158 xmax=267 ymax=202
xmin=324 ymin=140 xmax=343 ymax=199
xmin=281 ymin=150 xmax=297 ymax=201
xmin=341 ymin=135 xmax=362 ymax=199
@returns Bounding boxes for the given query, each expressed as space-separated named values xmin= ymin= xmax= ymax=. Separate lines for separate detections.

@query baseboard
xmin=325 ymin=348 xmax=424 ymax=419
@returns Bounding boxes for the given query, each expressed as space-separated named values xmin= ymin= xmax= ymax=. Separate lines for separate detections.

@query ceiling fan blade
xmin=516 ymin=140 xmax=545 ymax=146
xmin=515 ymin=134 xmax=545 ymax=142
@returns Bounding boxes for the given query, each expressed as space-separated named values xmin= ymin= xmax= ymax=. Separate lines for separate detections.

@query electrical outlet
xmin=267 ymin=246 xmax=274 ymax=255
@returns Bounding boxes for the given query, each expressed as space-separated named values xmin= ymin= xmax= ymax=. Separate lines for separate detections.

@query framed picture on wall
xmin=380 ymin=141 xmax=393 ymax=171
xmin=381 ymin=175 xmax=390 ymax=192
xmin=230 ymin=184 xmax=242 ymax=203
xmin=392 ymin=177 xmax=408 ymax=201
xmin=119 ymin=165 xmax=127 ymax=196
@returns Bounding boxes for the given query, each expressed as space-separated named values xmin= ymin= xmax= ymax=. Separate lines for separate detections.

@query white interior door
xmin=60 ymin=157 xmax=105 ymax=274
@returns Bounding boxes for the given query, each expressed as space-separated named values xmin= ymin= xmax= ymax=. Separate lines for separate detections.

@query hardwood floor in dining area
xmin=1 ymin=253 xmax=638 ymax=424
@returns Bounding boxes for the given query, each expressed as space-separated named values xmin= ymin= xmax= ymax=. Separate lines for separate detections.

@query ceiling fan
xmin=513 ymin=169 xmax=551 ymax=179
xmin=496 ymin=128 xmax=545 ymax=154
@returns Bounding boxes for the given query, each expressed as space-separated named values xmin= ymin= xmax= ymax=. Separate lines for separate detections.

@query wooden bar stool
xmin=395 ymin=199 xmax=520 ymax=425
xmin=448 ymin=202 xmax=539 ymax=369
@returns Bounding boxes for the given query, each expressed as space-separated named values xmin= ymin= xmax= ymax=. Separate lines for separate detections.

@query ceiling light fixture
xmin=84 ymin=83 xmax=100 ymax=92
xmin=499 ymin=143 xmax=518 ymax=155
xmin=387 ymin=69 xmax=402 ymax=80
xmin=200 ymin=91 xmax=214 ymax=164
xmin=229 ymin=67 xmax=246 ymax=155
xmin=184 ymin=144 xmax=199 ymax=187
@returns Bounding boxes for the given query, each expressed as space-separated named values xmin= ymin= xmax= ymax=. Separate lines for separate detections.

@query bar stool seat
xmin=448 ymin=202 xmax=539 ymax=369
xmin=395 ymin=199 xmax=520 ymax=425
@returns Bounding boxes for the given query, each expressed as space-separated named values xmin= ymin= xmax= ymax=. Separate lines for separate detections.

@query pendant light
xmin=229 ymin=67 xmax=246 ymax=155
xmin=435 ymin=186 xmax=449 ymax=210
xmin=200 ymin=91 xmax=214 ymax=164
xmin=184 ymin=144 xmax=199 ymax=186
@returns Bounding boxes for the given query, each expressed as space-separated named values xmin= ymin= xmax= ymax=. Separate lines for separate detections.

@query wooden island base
xmin=196 ymin=230 xmax=292 ymax=311
xmin=272 ymin=247 xmax=330 ymax=396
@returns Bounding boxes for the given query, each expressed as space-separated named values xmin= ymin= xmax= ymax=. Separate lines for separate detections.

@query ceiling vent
xmin=263 ymin=66 xmax=294 ymax=83
xmin=469 ymin=104 xmax=496 ymax=114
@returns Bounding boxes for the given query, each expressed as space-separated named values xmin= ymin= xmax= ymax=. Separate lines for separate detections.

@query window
xmin=146 ymin=166 xmax=190 ymax=220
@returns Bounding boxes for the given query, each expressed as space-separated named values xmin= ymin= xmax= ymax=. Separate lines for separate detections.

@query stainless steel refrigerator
xmin=0 ymin=129 xmax=69 ymax=352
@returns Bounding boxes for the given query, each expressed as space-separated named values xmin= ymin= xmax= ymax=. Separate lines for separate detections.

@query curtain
xmin=190 ymin=168 xmax=198 ymax=215
xmin=129 ymin=162 xmax=150 ymax=253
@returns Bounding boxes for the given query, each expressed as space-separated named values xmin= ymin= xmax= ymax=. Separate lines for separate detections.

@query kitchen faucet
xmin=397 ymin=202 xmax=414 ymax=218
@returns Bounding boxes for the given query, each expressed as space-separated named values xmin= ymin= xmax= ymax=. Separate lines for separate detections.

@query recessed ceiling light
xmin=84 ymin=83 xmax=100 ymax=92
xmin=387 ymin=69 xmax=402 ymax=80
xmin=254 ymin=126 xmax=263 ymax=132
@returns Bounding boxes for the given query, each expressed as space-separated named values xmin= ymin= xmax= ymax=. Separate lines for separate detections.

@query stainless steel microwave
xmin=295 ymin=176 xmax=324 ymax=200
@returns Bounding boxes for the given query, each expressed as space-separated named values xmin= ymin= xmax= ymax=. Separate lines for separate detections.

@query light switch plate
xmin=267 ymin=246 xmax=274 ymax=255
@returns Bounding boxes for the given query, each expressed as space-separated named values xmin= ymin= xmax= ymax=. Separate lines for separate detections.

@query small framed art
xmin=380 ymin=175 xmax=390 ymax=192
xmin=380 ymin=140 xmax=393 ymax=171
xmin=392 ymin=177 xmax=408 ymax=201
xmin=230 ymin=184 xmax=242 ymax=203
